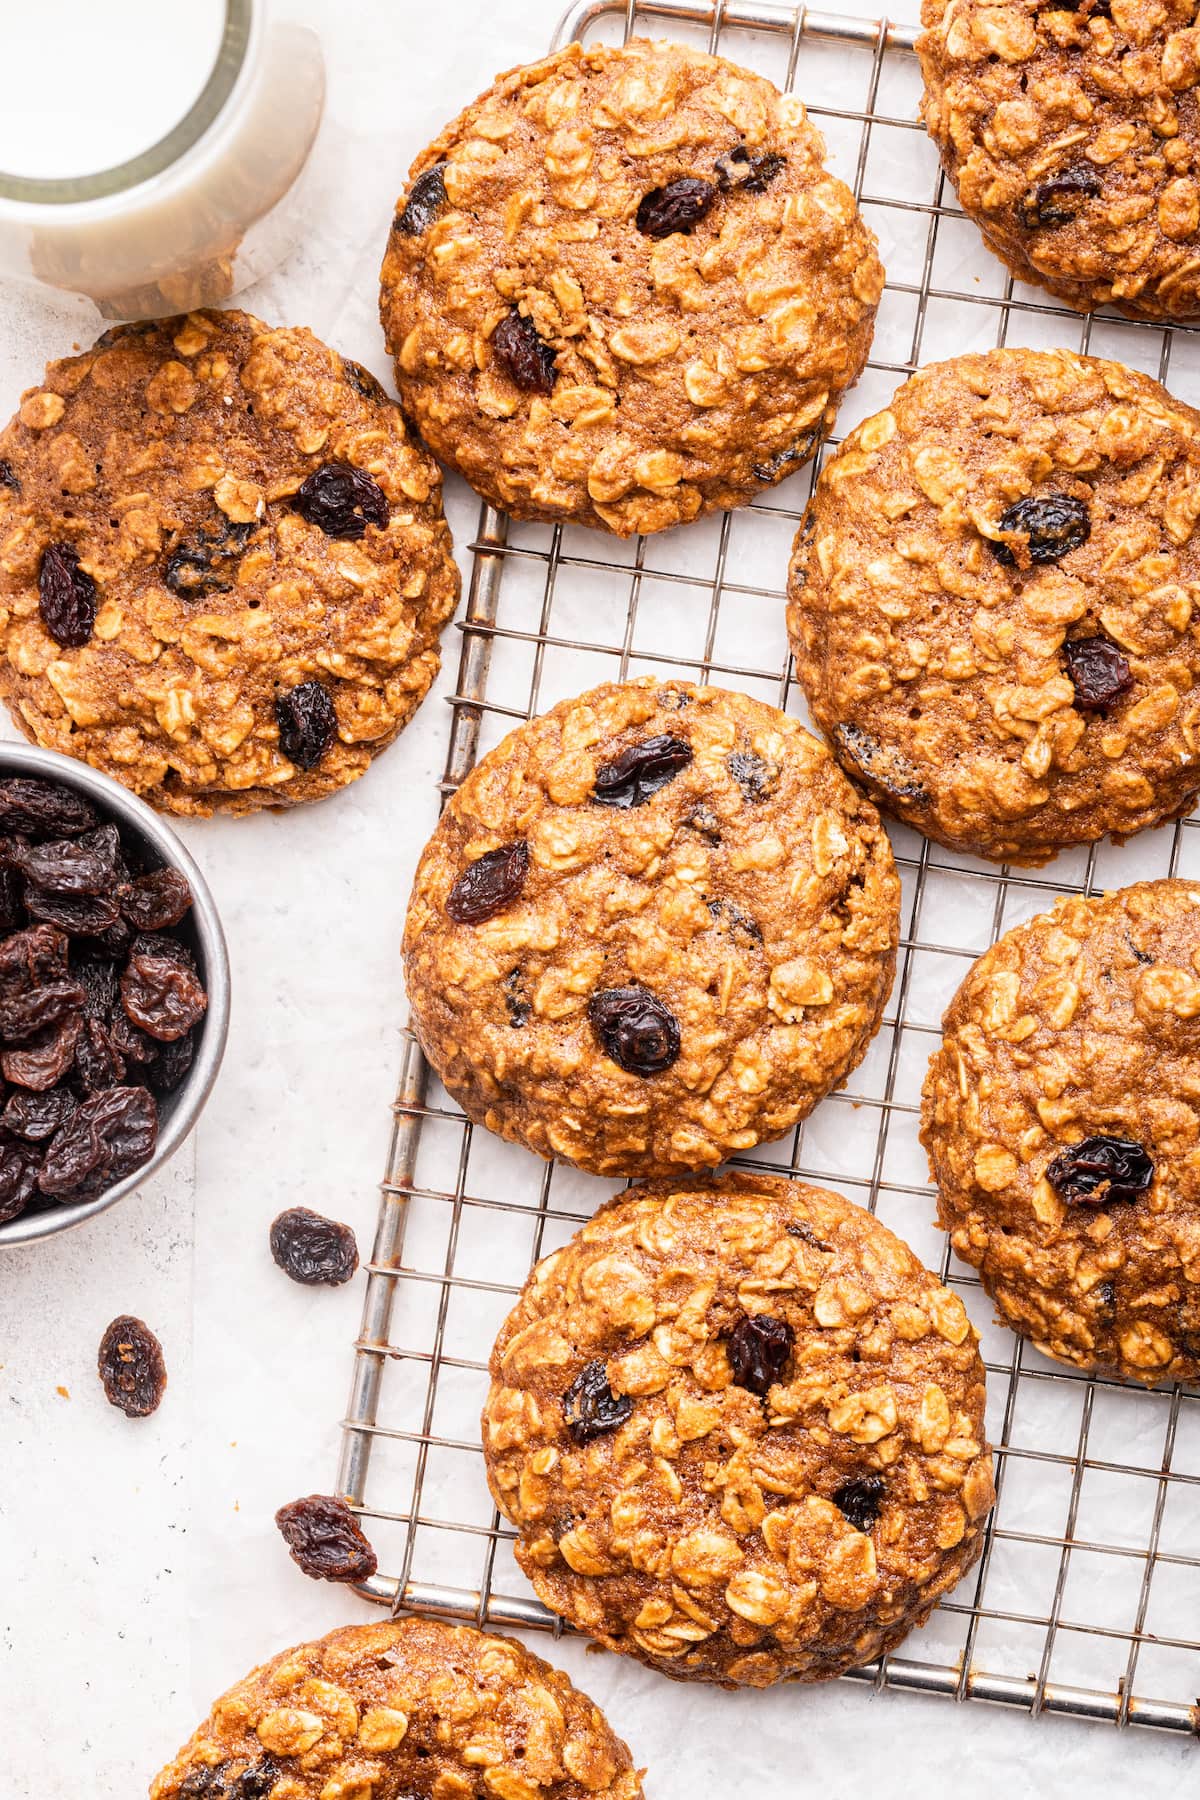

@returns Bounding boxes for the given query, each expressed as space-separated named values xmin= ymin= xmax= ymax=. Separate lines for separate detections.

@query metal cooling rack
xmin=335 ymin=0 xmax=1200 ymax=1739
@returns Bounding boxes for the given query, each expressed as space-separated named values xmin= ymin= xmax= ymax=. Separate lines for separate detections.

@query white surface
xmin=0 ymin=0 xmax=226 ymax=177
xmin=0 ymin=2 xmax=1197 ymax=1796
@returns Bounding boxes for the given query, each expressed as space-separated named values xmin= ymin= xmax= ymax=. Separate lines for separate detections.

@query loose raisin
xmin=833 ymin=722 xmax=930 ymax=807
xmin=727 ymin=750 xmax=779 ymax=802
xmin=97 ymin=1314 xmax=167 ymax=1417
xmin=588 ymin=986 xmax=680 ymax=1075
xmin=1064 ymin=635 xmax=1133 ymax=712
xmin=714 ymin=145 xmax=786 ymax=192
xmin=727 ymin=1313 xmax=793 ymax=1395
xmin=118 ymin=866 xmax=193 ymax=931
xmin=269 ymin=1206 xmax=359 ymax=1286
xmin=275 ymin=1493 xmax=378 ymax=1582
xmin=0 ymin=777 xmax=97 ymax=837
xmin=1045 ymin=1134 xmax=1153 ymax=1205
xmin=832 ymin=1474 xmax=886 ymax=1532
xmin=491 ymin=310 xmax=557 ymax=394
xmin=593 ymin=736 xmax=693 ymax=809
xmin=446 ymin=841 xmax=530 ymax=924
xmin=396 ymin=161 xmax=448 ymax=235
xmin=1019 ymin=164 xmax=1102 ymax=230
xmin=293 ymin=462 xmax=389 ymax=539
xmin=275 ymin=680 xmax=338 ymax=770
xmin=121 ymin=937 xmax=208 ymax=1041
xmin=636 ymin=177 xmax=717 ymax=238
xmin=562 ymin=1359 xmax=633 ymax=1442
xmin=38 ymin=542 xmax=97 ymax=648
xmin=989 ymin=494 xmax=1090 ymax=567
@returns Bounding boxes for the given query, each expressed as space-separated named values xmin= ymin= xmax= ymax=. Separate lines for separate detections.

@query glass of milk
xmin=0 ymin=0 xmax=325 ymax=318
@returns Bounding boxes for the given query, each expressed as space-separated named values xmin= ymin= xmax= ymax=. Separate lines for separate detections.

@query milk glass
xmin=0 ymin=0 xmax=325 ymax=318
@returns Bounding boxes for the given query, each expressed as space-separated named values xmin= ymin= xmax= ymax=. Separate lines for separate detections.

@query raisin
xmin=1019 ymin=164 xmax=1102 ymax=230
xmin=685 ymin=804 xmax=721 ymax=839
xmin=1064 ymin=635 xmax=1133 ymax=712
xmin=179 ymin=1761 xmax=282 ymax=1800
xmin=593 ymin=736 xmax=693 ymax=809
xmin=24 ymin=885 xmax=121 ymax=934
xmin=0 ymin=869 xmax=24 ymax=933
xmin=727 ymin=1313 xmax=793 ymax=1395
xmin=0 ymin=459 xmax=19 ymax=493
xmin=636 ymin=177 xmax=717 ymax=238
xmin=269 ymin=1206 xmax=360 ymax=1286
xmin=1095 ymin=1281 xmax=1118 ymax=1313
xmin=109 ymin=1008 xmax=157 ymax=1063
xmin=446 ymin=841 xmax=530 ymax=924
xmin=787 ymin=1218 xmax=832 ymax=1252
xmin=588 ymin=986 xmax=680 ymax=1075
xmin=1045 ymin=1134 xmax=1153 ymax=1205
xmin=0 ymin=776 xmax=98 ymax=837
xmin=0 ymin=928 xmax=84 ymax=1044
xmin=121 ymin=937 xmax=208 ymax=1041
xmin=39 ymin=1084 xmax=157 ymax=1193
xmin=73 ymin=952 xmax=119 ymax=1020
xmin=562 ymin=1359 xmax=633 ymax=1442
xmin=751 ymin=427 xmax=823 ymax=484
xmin=275 ymin=1493 xmax=378 ymax=1582
xmin=503 ymin=967 xmax=530 ymax=1028
xmin=0 ymin=1137 xmax=41 ymax=1223
xmin=275 ymin=680 xmax=338 ymax=770
xmin=832 ymin=1474 xmax=886 ymax=1532
xmin=164 ymin=518 xmax=254 ymax=598
xmin=833 ymin=722 xmax=930 ymax=807
xmin=715 ymin=143 xmax=787 ymax=192
xmin=2 ymin=1013 xmax=82 ymax=1090
xmin=989 ymin=494 xmax=1091 ymax=567
xmin=144 ymin=1029 xmax=196 ymax=1094
xmin=342 ymin=358 xmax=385 ymax=401
xmin=118 ymin=866 xmax=193 ymax=930
xmin=97 ymin=1314 xmax=166 ymax=1417
xmin=2 ymin=1088 xmax=75 ymax=1141
xmin=396 ymin=161 xmax=449 ymax=235
xmin=491 ymin=310 xmax=557 ymax=394
xmin=38 ymin=542 xmax=97 ymax=648
xmin=292 ymin=462 xmax=389 ymax=539
xmin=707 ymin=897 xmax=762 ymax=943
xmin=73 ymin=1016 xmax=127 ymax=1092
xmin=727 ymin=750 xmax=779 ymax=802
xmin=10 ymin=823 xmax=122 ymax=896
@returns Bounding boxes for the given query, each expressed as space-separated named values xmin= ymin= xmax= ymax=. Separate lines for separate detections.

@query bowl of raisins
xmin=0 ymin=742 xmax=230 ymax=1246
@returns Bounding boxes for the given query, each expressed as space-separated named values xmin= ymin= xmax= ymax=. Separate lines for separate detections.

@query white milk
xmin=0 ymin=1 xmax=227 ymax=179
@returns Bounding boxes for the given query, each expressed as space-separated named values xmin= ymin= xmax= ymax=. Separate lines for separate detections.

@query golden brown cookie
xmin=379 ymin=38 xmax=883 ymax=536
xmin=483 ymin=1172 xmax=995 ymax=1687
xmin=918 ymin=0 xmax=1200 ymax=321
xmin=0 ymin=310 xmax=460 ymax=816
xmin=403 ymin=678 xmax=899 ymax=1177
xmin=787 ymin=347 xmax=1200 ymax=865
xmin=149 ymin=1615 xmax=644 ymax=1799
xmin=923 ymin=878 xmax=1200 ymax=1384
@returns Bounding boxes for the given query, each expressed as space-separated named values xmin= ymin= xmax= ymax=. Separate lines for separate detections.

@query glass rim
xmin=0 ymin=0 xmax=253 ymax=206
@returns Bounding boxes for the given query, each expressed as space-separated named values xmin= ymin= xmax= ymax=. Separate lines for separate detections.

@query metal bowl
xmin=0 ymin=741 xmax=230 ymax=1247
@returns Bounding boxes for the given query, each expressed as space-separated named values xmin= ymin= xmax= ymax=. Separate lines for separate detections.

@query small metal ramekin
xmin=0 ymin=741 xmax=230 ymax=1247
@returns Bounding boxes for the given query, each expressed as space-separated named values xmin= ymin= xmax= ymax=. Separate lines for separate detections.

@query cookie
xmin=918 ymin=0 xmax=1200 ymax=321
xmin=787 ymin=346 xmax=1200 ymax=865
xmin=149 ymin=1615 xmax=644 ymax=1799
xmin=483 ymin=1172 xmax=995 ymax=1687
xmin=0 ymin=310 xmax=460 ymax=816
xmin=403 ymin=678 xmax=899 ymax=1177
xmin=379 ymin=38 xmax=883 ymax=536
xmin=923 ymin=878 xmax=1200 ymax=1384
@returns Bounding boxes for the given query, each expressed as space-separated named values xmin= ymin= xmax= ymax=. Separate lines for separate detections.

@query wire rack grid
xmin=335 ymin=0 xmax=1200 ymax=1741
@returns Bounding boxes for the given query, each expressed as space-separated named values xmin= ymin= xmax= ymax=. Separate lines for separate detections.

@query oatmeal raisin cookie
xmin=379 ymin=37 xmax=883 ymax=535
xmin=923 ymin=878 xmax=1200 ymax=1383
xmin=918 ymin=0 xmax=1200 ymax=321
xmin=483 ymin=1172 xmax=995 ymax=1686
xmin=403 ymin=678 xmax=899 ymax=1176
xmin=150 ymin=1615 xmax=644 ymax=1798
xmin=787 ymin=346 xmax=1200 ymax=864
xmin=0 ymin=310 xmax=459 ymax=815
